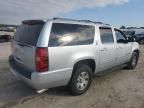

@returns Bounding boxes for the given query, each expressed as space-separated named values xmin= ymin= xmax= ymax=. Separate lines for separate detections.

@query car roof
xmin=22 ymin=18 xmax=112 ymax=28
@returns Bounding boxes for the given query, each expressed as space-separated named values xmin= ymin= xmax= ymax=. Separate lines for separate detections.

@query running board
xmin=36 ymin=89 xmax=48 ymax=94
xmin=95 ymin=64 xmax=127 ymax=76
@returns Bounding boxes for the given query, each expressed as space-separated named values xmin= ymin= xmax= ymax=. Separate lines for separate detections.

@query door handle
xmin=117 ymin=46 xmax=123 ymax=49
xmin=101 ymin=48 xmax=107 ymax=51
xmin=17 ymin=43 xmax=25 ymax=47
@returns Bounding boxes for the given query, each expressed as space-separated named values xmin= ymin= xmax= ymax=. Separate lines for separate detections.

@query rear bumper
xmin=9 ymin=55 xmax=72 ymax=90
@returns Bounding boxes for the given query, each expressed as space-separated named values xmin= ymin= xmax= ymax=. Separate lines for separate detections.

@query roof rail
xmin=52 ymin=17 xmax=110 ymax=25
xmin=80 ymin=20 xmax=103 ymax=24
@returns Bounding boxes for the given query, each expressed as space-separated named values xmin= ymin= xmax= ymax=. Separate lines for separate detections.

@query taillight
xmin=36 ymin=47 xmax=49 ymax=72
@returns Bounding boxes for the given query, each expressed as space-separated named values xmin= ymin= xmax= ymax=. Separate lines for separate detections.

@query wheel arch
xmin=67 ymin=58 xmax=96 ymax=86
xmin=72 ymin=58 xmax=96 ymax=75
xmin=133 ymin=49 xmax=140 ymax=57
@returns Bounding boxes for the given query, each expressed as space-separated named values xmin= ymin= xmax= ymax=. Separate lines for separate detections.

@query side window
xmin=115 ymin=29 xmax=127 ymax=43
xmin=99 ymin=27 xmax=114 ymax=44
xmin=48 ymin=23 xmax=95 ymax=47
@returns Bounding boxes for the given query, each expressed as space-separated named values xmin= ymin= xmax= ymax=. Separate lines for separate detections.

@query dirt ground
xmin=0 ymin=42 xmax=144 ymax=108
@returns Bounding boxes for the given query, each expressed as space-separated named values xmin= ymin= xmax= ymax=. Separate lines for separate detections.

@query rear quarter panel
xmin=48 ymin=45 xmax=99 ymax=73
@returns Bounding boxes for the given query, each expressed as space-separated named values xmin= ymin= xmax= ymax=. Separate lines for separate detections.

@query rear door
xmin=114 ymin=29 xmax=132 ymax=65
xmin=99 ymin=27 xmax=117 ymax=71
xmin=12 ymin=21 xmax=44 ymax=72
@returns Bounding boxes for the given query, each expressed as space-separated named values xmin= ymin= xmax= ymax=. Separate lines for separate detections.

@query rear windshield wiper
xmin=17 ymin=43 xmax=32 ymax=48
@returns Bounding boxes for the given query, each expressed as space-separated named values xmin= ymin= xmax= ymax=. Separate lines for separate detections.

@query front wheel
xmin=69 ymin=63 xmax=93 ymax=95
xmin=127 ymin=52 xmax=139 ymax=69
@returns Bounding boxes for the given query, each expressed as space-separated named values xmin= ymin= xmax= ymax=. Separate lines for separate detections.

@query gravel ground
xmin=0 ymin=42 xmax=144 ymax=108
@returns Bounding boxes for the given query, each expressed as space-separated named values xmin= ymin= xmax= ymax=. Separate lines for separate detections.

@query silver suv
xmin=9 ymin=18 xmax=139 ymax=95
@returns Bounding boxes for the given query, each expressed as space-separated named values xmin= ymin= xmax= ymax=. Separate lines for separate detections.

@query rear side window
xmin=14 ymin=24 xmax=44 ymax=46
xmin=99 ymin=27 xmax=114 ymax=44
xmin=49 ymin=23 xmax=95 ymax=47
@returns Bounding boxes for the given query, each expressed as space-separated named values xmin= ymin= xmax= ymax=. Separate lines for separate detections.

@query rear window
xmin=49 ymin=23 xmax=95 ymax=47
xmin=99 ymin=27 xmax=114 ymax=44
xmin=14 ymin=24 xmax=44 ymax=46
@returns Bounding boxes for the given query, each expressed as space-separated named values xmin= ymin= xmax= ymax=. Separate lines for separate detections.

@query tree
xmin=140 ymin=27 xmax=144 ymax=29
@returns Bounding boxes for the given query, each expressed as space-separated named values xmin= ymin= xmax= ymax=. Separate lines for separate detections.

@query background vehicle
xmin=135 ymin=33 xmax=144 ymax=44
xmin=0 ymin=35 xmax=11 ymax=42
xmin=9 ymin=18 xmax=139 ymax=95
xmin=122 ymin=29 xmax=144 ymax=44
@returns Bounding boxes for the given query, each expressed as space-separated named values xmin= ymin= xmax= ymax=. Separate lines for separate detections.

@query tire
xmin=127 ymin=52 xmax=139 ymax=69
xmin=69 ymin=63 xmax=93 ymax=95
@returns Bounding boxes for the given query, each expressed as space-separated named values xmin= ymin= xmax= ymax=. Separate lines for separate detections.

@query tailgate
xmin=12 ymin=40 xmax=36 ymax=72
xmin=11 ymin=20 xmax=45 ymax=72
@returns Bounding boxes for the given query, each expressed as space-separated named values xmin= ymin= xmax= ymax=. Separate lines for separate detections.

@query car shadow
xmin=0 ymin=81 xmax=36 ymax=103
xmin=46 ymin=86 xmax=70 ymax=96
xmin=0 ymin=59 xmax=36 ymax=103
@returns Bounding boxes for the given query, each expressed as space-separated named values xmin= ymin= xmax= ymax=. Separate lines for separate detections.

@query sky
xmin=0 ymin=0 xmax=143 ymax=27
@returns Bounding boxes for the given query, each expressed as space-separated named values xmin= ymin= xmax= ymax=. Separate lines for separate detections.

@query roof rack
xmin=53 ymin=17 xmax=110 ymax=25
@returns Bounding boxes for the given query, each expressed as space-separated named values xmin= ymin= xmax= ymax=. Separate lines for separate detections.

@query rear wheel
xmin=69 ymin=63 xmax=93 ymax=95
xmin=127 ymin=52 xmax=139 ymax=69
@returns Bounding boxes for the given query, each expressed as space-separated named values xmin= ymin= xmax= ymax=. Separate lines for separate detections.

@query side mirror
xmin=127 ymin=36 xmax=136 ymax=42
xmin=125 ymin=39 xmax=129 ymax=43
